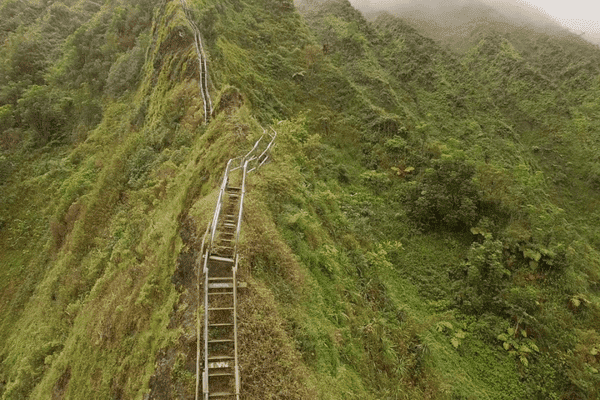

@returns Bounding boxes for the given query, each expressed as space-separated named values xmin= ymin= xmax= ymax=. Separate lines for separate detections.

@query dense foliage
xmin=1 ymin=0 xmax=599 ymax=398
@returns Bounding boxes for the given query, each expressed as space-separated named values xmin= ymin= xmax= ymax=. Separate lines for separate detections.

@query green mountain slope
xmin=1 ymin=0 xmax=600 ymax=399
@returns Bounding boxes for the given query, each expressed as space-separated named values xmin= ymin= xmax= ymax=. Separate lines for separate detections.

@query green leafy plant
xmin=436 ymin=321 xmax=468 ymax=349
xmin=454 ymin=233 xmax=510 ymax=314
xmin=497 ymin=327 xmax=540 ymax=367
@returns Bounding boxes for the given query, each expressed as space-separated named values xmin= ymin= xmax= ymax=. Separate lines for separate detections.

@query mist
xmin=349 ymin=0 xmax=556 ymax=25
xmin=344 ymin=0 xmax=600 ymax=46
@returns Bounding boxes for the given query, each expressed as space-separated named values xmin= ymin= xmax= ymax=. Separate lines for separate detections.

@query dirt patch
xmin=214 ymin=86 xmax=244 ymax=116
xmin=52 ymin=367 xmax=71 ymax=400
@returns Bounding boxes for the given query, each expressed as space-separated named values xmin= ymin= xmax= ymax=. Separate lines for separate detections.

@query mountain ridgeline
xmin=1 ymin=0 xmax=600 ymax=399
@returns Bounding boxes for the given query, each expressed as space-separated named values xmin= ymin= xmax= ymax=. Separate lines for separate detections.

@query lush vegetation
xmin=1 ymin=0 xmax=599 ymax=398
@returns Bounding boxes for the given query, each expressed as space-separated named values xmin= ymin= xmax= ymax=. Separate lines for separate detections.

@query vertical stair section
xmin=196 ymin=130 xmax=276 ymax=400
xmin=202 ymin=186 xmax=242 ymax=400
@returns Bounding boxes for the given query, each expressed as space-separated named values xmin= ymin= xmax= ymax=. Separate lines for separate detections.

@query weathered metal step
xmin=208 ymin=277 xmax=233 ymax=281
xmin=208 ymin=355 xmax=234 ymax=361
xmin=208 ymin=255 xmax=234 ymax=264
xmin=208 ymin=291 xmax=234 ymax=295
xmin=208 ymin=339 xmax=234 ymax=344
xmin=208 ymin=360 xmax=231 ymax=369
xmin=208 ymin=282 xmax=233 ymax=289
xmin=208 ymin=307 xmax=234 ymax=311
xmin=209 ymin=392 xmax=235 ymax=398
xmin=209 ymin=372 xmax=234 ymax=377
xmin=209 ymin=323 xmax=234 ymax=327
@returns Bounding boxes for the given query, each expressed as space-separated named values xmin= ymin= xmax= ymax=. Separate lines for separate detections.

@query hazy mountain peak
xmin=346 ymin=0 xmax=599 ymax=49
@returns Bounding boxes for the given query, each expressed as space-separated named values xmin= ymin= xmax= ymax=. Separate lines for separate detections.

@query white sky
xmin=516 ymin=0 xmax=600 ymax=34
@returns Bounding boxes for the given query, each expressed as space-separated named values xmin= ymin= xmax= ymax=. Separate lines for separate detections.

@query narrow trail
xmin=196 ymin=131 xmax=276 ymax=399
xmin=180 ymin=0 xmax=213 ymax=123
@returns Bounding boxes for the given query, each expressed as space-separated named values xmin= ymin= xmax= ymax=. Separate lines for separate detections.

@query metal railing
xmin=196 ymin=129 xmax=276 ymax=400
xmin=180 ymin=0 xmax=213 ymax=123
xmin=202 ymin=130 xmax=277 ymax=255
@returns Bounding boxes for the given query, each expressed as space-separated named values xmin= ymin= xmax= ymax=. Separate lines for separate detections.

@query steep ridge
xmin=198 ymin=131 xmax=276 ymax=399
xmin=1 ymin=0 xmax=600 ymax=398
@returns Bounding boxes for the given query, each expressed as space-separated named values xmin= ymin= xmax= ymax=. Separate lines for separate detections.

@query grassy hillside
xmin=1 ymin=0 xmax=600 ymax=399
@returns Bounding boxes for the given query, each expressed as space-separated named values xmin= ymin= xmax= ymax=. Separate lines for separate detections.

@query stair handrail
xmin=196 ymin=222 xmax=210 ymax=399
xmin=233 ymin=159 xmax=249 ymax=272
xmin=208 ymin=159 xmax=233 ymax=248
xmin=229 ymin=136 xmax=262 ymax=172
xmin=180 ymin=0 xmax=213 ymax=122
xmin=248 ymin=128 xmax=277 ymax=173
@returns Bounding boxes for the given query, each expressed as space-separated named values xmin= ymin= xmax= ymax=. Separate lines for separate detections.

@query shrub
xmin=0 ymin=104 xmax=15 ymax=133
xmin=105 ymin=33 xmax=148 ymax=98
xmin=0 ymin=154 xmax=13 ymax=184
xmin=406 ymin=157 xmax=481 ymax=231
xmin=126 ymin=146 xmax=157 ymax=189
xmin=454 ymin=234 xmax=511 ymax=314
xmin=360 ymin=169 xmax=390 ymax=192
xmin=17 ymin=85 xmax=72 ymax=145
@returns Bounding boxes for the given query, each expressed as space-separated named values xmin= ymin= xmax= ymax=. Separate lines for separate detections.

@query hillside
xmin=1 ymin=0 xmax=600 ymax=399
xmin=347 ymin=0 xmax=600 ymax=51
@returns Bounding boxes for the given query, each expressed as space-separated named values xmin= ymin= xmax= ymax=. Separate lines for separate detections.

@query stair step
xmin=208 ymin=255 xmax=234 ymax=263
xmin=208 ymin=282 xmax=233 ymax=289
xmin=208 ymin=277 xmax=233 ymax=281
xmin=208 ymin=291 xmax=233 ymax=295
xmin=208 ymin=339 xmax=234 ymax=343
xmin=227 ymin=186 xmax=241 ymax=191
xmin=209 ymin=392 xmax=235 ymax=398
xmin=208 ymin=355 xmax=235 ymax=361
xmin=209 ymin=372 xmax=234 ymax=377
xmin=214 ymin=245 xmax=234 ymax=250
xmin=209 ymin=323 xmax=234 ymax=327
xmin=208 ymin=307 xmax=234 ymax=311
xmin=223 ymin=223 xmax=236 ymax=228
xmin=208 ymin=360 xmax=231 ymax=368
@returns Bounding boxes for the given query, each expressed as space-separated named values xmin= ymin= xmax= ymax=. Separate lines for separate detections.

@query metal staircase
xmin=177 ymin=1 xmax=277 ymax=397
xmin=180 ymin=0 xmax=213 ymax=123
xmin=196 ymin=130 xmax=276 ymax=400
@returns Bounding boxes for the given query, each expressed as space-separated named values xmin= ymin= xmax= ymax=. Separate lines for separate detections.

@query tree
xmin=406 ymin=157 xmax=480 ymax=231
xmin=17 ymin=85 xmax=71 ymax=145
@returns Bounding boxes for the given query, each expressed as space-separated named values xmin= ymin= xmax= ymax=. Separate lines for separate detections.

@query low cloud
xmin=346 ymin=0 xmax=600 ymax=46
